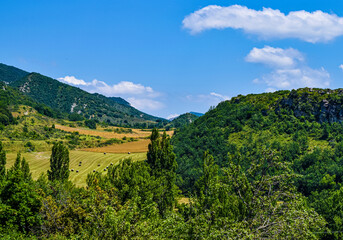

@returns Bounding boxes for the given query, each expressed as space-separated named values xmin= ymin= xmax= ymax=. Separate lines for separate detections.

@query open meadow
xmin=55 ymin=124 xmax=152 ymax=139
xmin=6 ymin=151 xmax=147 ymax=187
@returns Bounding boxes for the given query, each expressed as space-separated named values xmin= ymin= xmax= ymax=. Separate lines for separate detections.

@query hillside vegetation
xmin=0 ymin=63 xmax=168 ymax=128
xmin=171 ymin=88 xmax=343 ymax=239
xmin=168 ymin=112 xmax=199 ymax=128
xmin=10 ymin=72 xmax=163 ymax=127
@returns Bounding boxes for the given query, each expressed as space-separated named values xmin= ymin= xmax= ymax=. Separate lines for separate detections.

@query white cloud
xmin=245 ymin=46 xmax=303 ymax=68
xmin=127 ymin=97 xmax=164 ymax=111
xmin=167 ymin=114 xmax=180 ymax=120
xmin=339 ymin=64 xmax=343 ymax=70
xmin=186 ymin=92 xmax=230 ymax=106
xmin=210 ymin=92 xmax=230 ymax=101
xmin=57 ymin=76 xmax=163 ymax=111
xmin=183 ymin=5 xmax=343 ymax=43
xmin=262 ymin=67 xmax=330 ymax=89
xmin=94 ymin=81 xmax=155 ymax=96
xmin=265 ymin=88 xmax=276 ymax=93
xmin=247 ymin=46 xmax=330 ymax=90
xmin=58 ymin=76 xmax=88 ymax=86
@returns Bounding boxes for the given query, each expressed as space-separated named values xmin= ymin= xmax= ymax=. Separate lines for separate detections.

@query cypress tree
xmin=48 ymin=142 xmax=70 ymax=182
xmin=0 ymin=142 xmax=6 ymax=178
xmin=147 ymin=128 xmax=178 ymax=215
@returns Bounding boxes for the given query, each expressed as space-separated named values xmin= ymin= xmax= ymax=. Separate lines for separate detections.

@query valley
xmin=1 ymin=63 xmax=342 ymax=239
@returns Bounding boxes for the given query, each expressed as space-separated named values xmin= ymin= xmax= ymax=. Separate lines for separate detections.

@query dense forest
xmin=172 ymin=88 xmax=343 ymax=239
xmin=3 ymin=87 xmax=343 ymax=238
xmin=167 ymin=112 xmax=200 ymax=129
xmin=3 ymin=63 xmax=343 ymax=238
xmin=0 ymin=129 xmax=327 ymax=239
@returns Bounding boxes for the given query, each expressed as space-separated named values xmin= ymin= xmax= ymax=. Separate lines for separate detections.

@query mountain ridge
xmin=0 ymin=63 xmax=166 ymax=127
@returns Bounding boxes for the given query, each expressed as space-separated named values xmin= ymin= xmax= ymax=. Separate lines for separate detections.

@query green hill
xmin=172 ymin=88 xmax=343 ymax=191
xmin=0 ymin=63 xmax=166 ymax=127
xmin=0 ymin=63 xmax=28 ymax=84
xmin=171 ymin=87 xmax=343 ymax=238
xmin=169 ymin=112 xmax=199 ymax=128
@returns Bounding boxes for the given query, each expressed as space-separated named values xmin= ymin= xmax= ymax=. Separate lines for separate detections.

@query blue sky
xmin=1 ymin=0 xmax=343 ymax=118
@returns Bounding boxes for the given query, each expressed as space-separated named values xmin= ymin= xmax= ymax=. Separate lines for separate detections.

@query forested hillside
xmin=171 ymin=88 xmax=343 ymax=239
xmin=0 ymin=63 xmax=28 ymax=83
xmin=168 ymin=112 xmax=199 ymax=128
xmin=0 ymin=63 xmax=167 ymax=127
xmin=9 ymin=73 xmax=162 ymax=126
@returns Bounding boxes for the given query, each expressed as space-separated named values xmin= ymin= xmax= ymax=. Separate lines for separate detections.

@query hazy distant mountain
xmin=189 ymin=112 xmax=204 ymax=117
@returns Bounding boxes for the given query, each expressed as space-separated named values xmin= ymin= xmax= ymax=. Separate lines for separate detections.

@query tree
xmin=147 ymin=129 xmax=177 ymax=176
xmin=48 ymin=143 xmax=70 ymax=182
xmin=147 ymin=129 xmax=178 ymax=215
xmin=0 ymin=142 xmax=6 ymax=179
xmin=0 ymin=152 xmax=41 ymax=233
xmin=85 ymin=119 xmax=96 ymax=129
xmin=194 ymin=151 xmax=219 ymax=209
xmin=185 ymin=149 xmax=326 ymax=239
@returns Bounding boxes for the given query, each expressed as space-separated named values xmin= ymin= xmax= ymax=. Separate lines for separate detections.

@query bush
xmin=24 ymin=142 xmax=35 ymax=152
xmin=85 ymin=120 xmax=96 ymax=129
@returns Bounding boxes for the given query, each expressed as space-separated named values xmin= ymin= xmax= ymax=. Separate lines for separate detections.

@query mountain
xmin=171 ymin=88 xmax=343 ymax=237
xmin=0 ymin=63 xmax=28 ymax=84
xmin=0 ymin=63 xmax=166 ymax=127
xmin=172 ymin=88 xmax=343 ymax=190
xmin=168 ymin=112 xmax=200 ymax=128
xmin=189 ymin=112 xmax=204 ymax=117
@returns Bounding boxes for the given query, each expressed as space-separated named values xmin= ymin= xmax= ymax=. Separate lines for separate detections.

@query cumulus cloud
xmin=245 ymin=46 xmax=304 ymax=68
xmin=210 ymin=92 xmax=230 ymax=101
xmin=340 ymin=64 xmax=343 ymax=70
xmin=186 ymin=92 xmax=230 ymax=106
xmin=261 ymin=67 xmax=330 ymax=89
xmin=58 ymin=76 xmax=163 ymax=111
xmin=58 ymin=76 xmax=88 ymax=86
xmin=127 ymin=97 xmax=164 ymax=111
xmin=183 ymin=5 xmax=343 ymax=43
xmin=167 ymin=114 xmax=180 ymax=120
xmin=247 ymin=46 xmax=330 ymax=90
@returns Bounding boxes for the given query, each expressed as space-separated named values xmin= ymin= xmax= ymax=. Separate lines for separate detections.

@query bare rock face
xmin=276 ymin=88 xmax=343 ymax=124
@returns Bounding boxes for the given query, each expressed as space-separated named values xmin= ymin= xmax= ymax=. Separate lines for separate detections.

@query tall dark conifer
xmin=147 ymin=128 xmax=178 ymax=215
xmin=0 ymin=142 xmax=6 ymax=178
xmin=48 ymin=142 xmax=70 ymax=182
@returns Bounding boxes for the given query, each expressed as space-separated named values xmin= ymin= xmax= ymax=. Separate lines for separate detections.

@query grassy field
xmin=55 ymin=124 xmax=152 ymax=139
xmin=84 ymin=139 xmax=151 ymax=153
xmin=6 ymin=151 xmax=147 ymax=187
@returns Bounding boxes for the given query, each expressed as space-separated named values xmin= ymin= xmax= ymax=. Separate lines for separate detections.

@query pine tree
xmin=48 ymin=142 xmax=70 ymax=182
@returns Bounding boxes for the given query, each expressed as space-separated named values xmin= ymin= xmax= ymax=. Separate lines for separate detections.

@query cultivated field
xmin=55 ymin=124 xmax=151 ymax=139
xmin=6 ymin=151 xmax=146 ymax=187
xmin=84 ymin=139 xmax=151 ymax=153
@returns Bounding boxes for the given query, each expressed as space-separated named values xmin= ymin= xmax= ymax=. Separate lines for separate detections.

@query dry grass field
xmin=6 ymin=151 xmax=146 ymax=187
xmin=84 ymin=139 xmax=151 ymax=153
xmin=55 ymin=124 xmax=174 ymax=139
xmin=55 ymin=124 xmax=151 ymax=139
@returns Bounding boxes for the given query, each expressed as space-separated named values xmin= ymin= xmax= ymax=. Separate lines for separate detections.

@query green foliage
xmin=0 ymin=142 xmax=5 ymax=179
xmin=0 ymin=152 xmax=41 ymax=234
xmin=147 ymin=129 xmax=179 ymax=215
xmin=168 ymin=112 xmax=199 ymax=128
xmin=184 ymin=150 xmax=326 ymax=239
xmin=0 ymin=63 xmax=28 ymax=84
xmin=84 ymin=119 xmax=96 ymax=129
xmin=47 ymin=143 xmax=70 ymax=182
xmin=68 ymin=113 xmax=84 ymax=121
xmin=9 ymin=72 xmax=163 ymax=126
